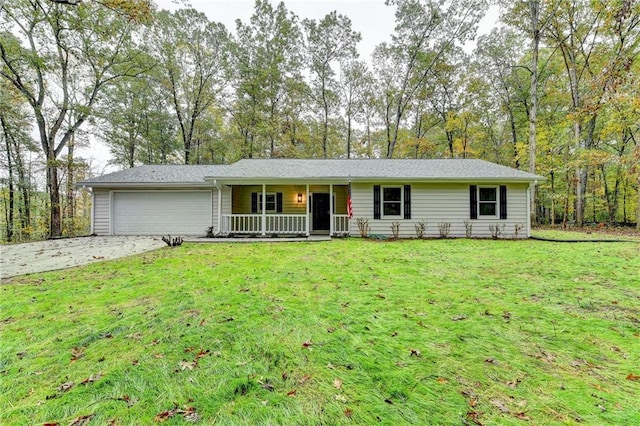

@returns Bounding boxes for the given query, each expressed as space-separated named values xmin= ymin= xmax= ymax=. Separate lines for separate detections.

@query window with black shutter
xmin=470 ymin=185 xmax=477 ymax=219
xmin=403 ymin=185 xmax=411 ymax=219
xmin=499 ymin=185 xmax=507 ymax=219
xmin=373 ymin=185 xmax=381 ymax=219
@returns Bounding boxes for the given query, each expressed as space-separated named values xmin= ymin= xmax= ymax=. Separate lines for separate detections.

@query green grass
xmin=532 ymin=227 xmax=640 ymax=241
xmin=1 ymin=239 xmax=639 ymax=425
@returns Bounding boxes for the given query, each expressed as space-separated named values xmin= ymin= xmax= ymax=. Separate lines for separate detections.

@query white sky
xmin=156 ymin=0 xmax=397 ymax=60
xmin=84 ymin=0 xmax=500 ymax=171
xmin=155 ymin=0 xmax=501 ymax=60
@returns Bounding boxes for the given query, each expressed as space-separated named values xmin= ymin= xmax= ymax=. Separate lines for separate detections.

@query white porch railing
xmin=333 ymin=215 xmax=350 ymax=234
xmin=221 ymin=214 xmax=307 ymax=235
xmin=221 ymin=215 xmax=261 ymax=234
xmin=266 ymin=215 xmax=307 ymax=234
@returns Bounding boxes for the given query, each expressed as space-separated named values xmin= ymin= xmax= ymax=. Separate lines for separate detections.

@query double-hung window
xmin=259 ymin=193 xmax=277 ymax=213
xmin=478 ymin=187 xmax=498 ymax=217
xmin=382 ymin=186 xmax=402 ymax=217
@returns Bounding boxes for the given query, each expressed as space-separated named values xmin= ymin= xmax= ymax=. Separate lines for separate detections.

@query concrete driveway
xmin=0 ymin=236 xmax=166 ymax=280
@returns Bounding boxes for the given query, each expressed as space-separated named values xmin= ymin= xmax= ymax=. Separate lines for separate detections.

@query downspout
xmin=213 ymin=179 xmax=222 ymax=235
xmin=329 ymin=184 xmax=334 ymax=237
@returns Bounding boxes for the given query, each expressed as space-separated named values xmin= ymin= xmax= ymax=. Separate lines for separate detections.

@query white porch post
xmin=305 ymin=183 xmax=310 ymax=236
xmin=261 ymin=184 xmax=266 ymax=236
xmin=329 ymin=184 xmax=334 ymax=236
xmin=217 ymin=184 xmax=222 ymax=234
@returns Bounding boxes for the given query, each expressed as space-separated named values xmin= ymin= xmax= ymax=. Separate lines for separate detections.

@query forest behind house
xmin=1 ymin=0 xmax=639 ymax=241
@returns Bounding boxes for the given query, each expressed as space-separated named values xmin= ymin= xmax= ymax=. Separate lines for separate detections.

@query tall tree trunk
xmin=321 ymin=78 xmax=329 ymax=158
xmin=47 ymin=151 xmax=62 ymax=237
xmin=346 ymin=114 xmax=352 ymax=159
xmin=528 ymin=0 xmax=540 ymax=225
xmin=2 ymin=120 xmax=14 ymax=242
xmin=65 ymin=133 xmax=75 ymax=231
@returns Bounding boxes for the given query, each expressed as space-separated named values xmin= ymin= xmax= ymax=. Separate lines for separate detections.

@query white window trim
xmin=478 ymin=186 xmax=499 ymax=219
xmin=381 ymin=185 xmax=403 ymax=218
xmin=258 ymin=192 xmax=277 ymax=213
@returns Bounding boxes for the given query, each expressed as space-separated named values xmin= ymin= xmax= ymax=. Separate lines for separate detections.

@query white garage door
xmin=113 ymin=191 xmax=212 ymax=235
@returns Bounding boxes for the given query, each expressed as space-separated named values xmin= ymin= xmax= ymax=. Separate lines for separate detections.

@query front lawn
xmin=1 ymin=239 xmax=639 ymax=425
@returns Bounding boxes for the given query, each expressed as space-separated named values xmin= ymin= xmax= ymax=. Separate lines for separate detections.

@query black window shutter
xmin=276 ymin=192 xmax=283 ymax=213
xmin=470 ymin=185 xmax=478 ymax=219
xmin=499 ymin=185 xmax=507 ymax=219
xmin=251 ymin=192 xmax=258 ymax=213
xmin=373 ymin=185 xmax=381 ymax=219
xmin=403 ymin=185 xmax=411 ymax=219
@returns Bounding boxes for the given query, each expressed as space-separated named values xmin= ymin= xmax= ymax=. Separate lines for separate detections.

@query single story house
xmin=77 ymin=159 xmax=545 ymax=238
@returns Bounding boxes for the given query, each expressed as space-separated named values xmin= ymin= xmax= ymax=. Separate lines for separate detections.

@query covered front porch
xmin=219 ymin=184 xmax=350 ymax=237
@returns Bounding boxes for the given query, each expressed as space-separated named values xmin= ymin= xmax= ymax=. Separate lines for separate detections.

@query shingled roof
xmin=212 ymin=159 xmax=544 ymax=182
xmin=78 ymin=165 xmax=223 ymax=187
xmin=78 ymin=159 xmax=544 ymax=187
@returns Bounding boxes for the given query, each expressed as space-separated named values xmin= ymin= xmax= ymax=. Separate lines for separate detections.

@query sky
xmin=155 ymin=0 xmax=501 ymax=61
xmin=84 ymin=0 xmax=501 ymax=172
xmin=156 ymin=0 xmax=398 ymax=60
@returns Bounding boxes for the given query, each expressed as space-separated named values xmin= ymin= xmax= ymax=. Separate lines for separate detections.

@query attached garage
xmin=112 ymin=191 xmax=212 ymax=235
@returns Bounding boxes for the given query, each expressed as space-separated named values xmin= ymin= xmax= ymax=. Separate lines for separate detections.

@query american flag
xmin=347 ymin=182 xmax=353 ymax=219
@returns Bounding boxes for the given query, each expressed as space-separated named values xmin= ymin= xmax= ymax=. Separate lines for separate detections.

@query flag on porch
xmin=347 ymin=182 xmax=353 ymax=219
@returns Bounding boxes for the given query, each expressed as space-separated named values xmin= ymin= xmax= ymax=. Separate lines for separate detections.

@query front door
xmin=312 ymin=193 xmax=330 ymax=232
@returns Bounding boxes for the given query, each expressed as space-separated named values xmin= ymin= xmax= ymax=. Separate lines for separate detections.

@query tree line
xmin=1 ymin=0 xmax=639 ymax=241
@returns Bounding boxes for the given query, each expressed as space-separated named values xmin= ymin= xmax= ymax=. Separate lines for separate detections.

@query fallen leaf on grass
xmin=484 ymin=358 xmax=498 ymax=365
xmin=180 ymin=406 xmax=200 ymax=423
xmin=258 ymin=380 xmax=274 ymax=392
xmin=126 ymin=332 xmax=143 ymax=340
xmin=70 ymin=347 xmax=85 ymax=363
xmin=451 ymin=315 xmax=467 ymax=321
xmin=626 ymin=373 xmax=640 ymax=381
xmin=69 ymin=414 xmax=95 ymax=426
xmin=490 ymin=399 xmax=510 ymax=413
xmin=152 ymin=353 xmax=164 ymax=359
xmin=344 ymin=408 xmax=353 ymax=418
xmin=466 ymin=410 xmax=484 ymax=425
xmin=375 ymin=294 xmax=386 ymax=299
xmin=287 ymin=389 xmax=297 ymax=397
xmin=80 ymin=373 xmax=102 ymax=385
xmin=58 ymin=381 xmax=74 ymax=392
xmin=302 ymin=340 xmax=313 ymax=349
xmin=333 ymin=378 xmax=343 ymax=389
xmin=194 ymin=349 xmax=210 ymax=360
xmin=116 ymin=395 xmax=137 ymax=407
xmin=410 ymin=348 xmax=422 ymax=357
xmin=514 ymin=412 xmax=532 ymax=420
xmin=154 ymin=406 xmax=178 ymax=422
xmin=299 ymin=375 xmax=311 ymax=385
xmin=335 ymin=394 xmax=348 ymax=403
xmin=42 ymin=422 xmax=59 ymax=426
xmin=436 ymin=377 xmax=448 ymax=384
xmin=179 ymin=361 xmax=196 ymax=371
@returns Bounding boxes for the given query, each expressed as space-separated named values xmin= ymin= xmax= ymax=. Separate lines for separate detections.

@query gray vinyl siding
xmin=221 ymin=184 xmax=232 ymax=215
xmin=213 ymin=185 xmax=232 ymax=232
xmin=93 ymin=189 xmax=110 ymax=235
xmin=350 ymin=182 xmax=530 ymax=238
